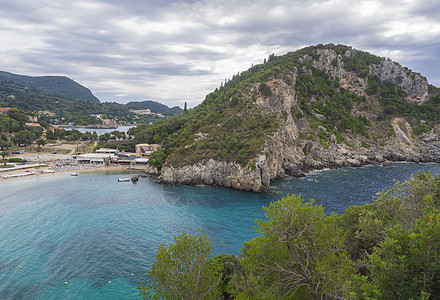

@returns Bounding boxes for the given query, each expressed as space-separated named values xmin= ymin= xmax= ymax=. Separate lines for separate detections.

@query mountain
xmin=131 ymin=43 xmax=440 ymax=192
xmin=126 ymin=100 xmax=183 ymax=116
xmin=0 ymin=71 xmax=100 ymax=103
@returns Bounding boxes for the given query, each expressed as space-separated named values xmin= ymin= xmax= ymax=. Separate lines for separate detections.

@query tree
xmin=0 ymin=151 xmax=9 ymax=165
xmin=0 ymin=134 xmax=12 ymax=150
xmin=336 ymin=171 xmax=440 ymax=259
xmin=148 ymin=148 xmax=168 ymax=169
xmin=241 ymin=195 xmax=355 ymax=299
xmin=36 ymin=139 xmax=47 ymax=151
xmin=11 ymin=129 xmax=35 ymax=146
xmin=138 ymin=232 xmax=221 ymax=300
xmin=183 ymin=102 xmax=188 ymax=113
xmin=99 ymin=132 xmax=111 ymax=142
xmin=367 ymin=209 xmax=440 ymax=299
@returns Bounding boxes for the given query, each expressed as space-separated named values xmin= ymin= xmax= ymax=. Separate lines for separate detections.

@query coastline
xmin=0 ymin=164 xmax=135 ymax=183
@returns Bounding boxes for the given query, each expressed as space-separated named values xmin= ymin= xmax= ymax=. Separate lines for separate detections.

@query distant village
xmin=1 ymin=106 xmax=164 ymax=168
xmin=74 ymin=144 xmax=161 ymax=167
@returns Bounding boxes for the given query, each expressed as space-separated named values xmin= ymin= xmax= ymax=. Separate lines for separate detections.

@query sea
xmin=65 ymin=125 xmax=135 ymax=136
xmin=1 ymin=162 xmax=440 ymax=299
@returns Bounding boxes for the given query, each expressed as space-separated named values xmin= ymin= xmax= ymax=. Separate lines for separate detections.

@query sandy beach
xmin=0 ymin=163 xmax=136 ymax=182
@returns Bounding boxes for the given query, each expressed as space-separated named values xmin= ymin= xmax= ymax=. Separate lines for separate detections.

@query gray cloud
xmin=0 ymin=0 xmax=439 ymax=107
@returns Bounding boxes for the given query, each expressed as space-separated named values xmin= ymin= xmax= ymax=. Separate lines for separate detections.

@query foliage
xmin=258 ymin=83 xmax=272 ymax=96
xmin=8 ymin=157 xmax=26 ymax=163
xmin=119 ymin=44 xmax=440 ymax=168
xmin=11 ymin=129 xmax=38 ymax=146
xmin=148 ymin=148 xmax=169 ymax=169
xmin=138 ymin=232 xmax=221 ymax=300
xmin=0 ymin=80 xmax=175 ymax=126
xmin=368 ymin=210 xmax=440 ymax=299
xmin=140 ymin=171 xmax=440 ymax=300
xmin=0 ymin=150 xmax=9 ymax=165
xmin=126 ymin=100 xmax=171 ymax=114
xmin=36 ymin=139 xmax=46 ymax=150
xmin=294 ymin=68 xmax=371 ymax=137
xmin=241 ymin=195 xmax=355 ymax=299
xmin=342 ymin=50 xmax=382 ymax=78
xmin=336 ymin=171 xmax=440 ymax=260
xmin=0 ymin=71 xmax=100 ymax=103
xmin=413 ymin=123 xmax=432 ymax=135
xmin=130 ymin=86 xmax=279 ymax=167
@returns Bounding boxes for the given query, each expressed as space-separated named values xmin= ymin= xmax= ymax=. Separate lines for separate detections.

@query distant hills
xmin=0 ymin=71 xmax=100 ymax=103
xmin=126 ymin=100 xmax=183 ymax=116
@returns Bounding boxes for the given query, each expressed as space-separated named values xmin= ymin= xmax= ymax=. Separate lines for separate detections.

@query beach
xmin=0 ymin=162 xmax=134 ymax=182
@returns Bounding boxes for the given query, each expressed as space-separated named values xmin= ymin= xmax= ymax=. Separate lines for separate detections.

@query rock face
xmin=305 ymin=48 xmax=429 ymax=104
xmin=157 ymin=159 xmax=265 ymax=192
xmin=156 ymin=47 xmax=440 ymax=192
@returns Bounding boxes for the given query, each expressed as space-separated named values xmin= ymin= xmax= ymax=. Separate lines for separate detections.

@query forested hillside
xmin=130 ymin=44 xmax=440 ymax=191
xmin=0 ymin=80 xmax=181 ymax=126
xmin=0 ymin=71 xmax=100 ymax=103
xmin=126 ymin=100 xmax=183 ymax=116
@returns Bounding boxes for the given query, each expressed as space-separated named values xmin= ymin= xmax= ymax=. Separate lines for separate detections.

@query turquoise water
xmin=1 ymin=163 xmax=440 ymax=299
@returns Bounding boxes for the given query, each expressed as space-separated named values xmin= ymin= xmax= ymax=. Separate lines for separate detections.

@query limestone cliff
xmin=152 ymin=44 xmax=440 ymax=192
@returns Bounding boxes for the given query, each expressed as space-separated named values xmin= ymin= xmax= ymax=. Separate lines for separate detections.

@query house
xmin=134 ymin=158 xmax=149 ymax=165
xmin=25 ymin=123 xmax=41 ymax=127
xmin=76 ymin=153 xmax=115 ymax=164
xmin=132 ymin=109 xmax=154 ymax=115
xmin=135 ymin=144 xmax=161 ymax=156
xmin=95 ymin=148 xmax=117 ymax=154
xmin=38 ymin=110 xmax=56 ymax=117
xmin=0 ymin=107 xmax=11 ymax=115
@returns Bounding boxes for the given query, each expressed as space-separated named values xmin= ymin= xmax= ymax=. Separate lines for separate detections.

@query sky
xmin=1 ymin=0 xmax=439 ymax=108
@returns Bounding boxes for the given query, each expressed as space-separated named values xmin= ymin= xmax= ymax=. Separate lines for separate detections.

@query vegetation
xmin=138 ymin=232 xmax=221 ymax=300
xmin=141 ymin=171 xmax=440 ymax=299
xmin=126 ymin=100 xmax=183 ymax=116
xmin=128 ymin=43 xmax=440 ymax=169
xmin=0 ymin=71 xmax=100 ymax=103
xmin=0 ymin=80 xmax=180 ymax=126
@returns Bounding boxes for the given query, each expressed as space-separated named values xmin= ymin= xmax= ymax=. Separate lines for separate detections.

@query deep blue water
xmin=1 ymin=163 xmax=439 ymax=299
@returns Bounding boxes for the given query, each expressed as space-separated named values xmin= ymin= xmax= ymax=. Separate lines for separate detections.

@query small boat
xmin=118 ymin=178 xmax=130 ymax=182
xmin=71 ymin=173 xmax=78 ymax=176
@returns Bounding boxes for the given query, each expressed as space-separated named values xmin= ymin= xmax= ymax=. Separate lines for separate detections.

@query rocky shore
xmin=153 ymin=127 xmax=440 ymax=192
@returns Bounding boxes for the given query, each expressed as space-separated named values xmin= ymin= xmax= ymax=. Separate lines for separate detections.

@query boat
xmin=71 ymin=173 xmax=78 ymax=176
xmin=118 ymin=178 xmax=130 ymax=182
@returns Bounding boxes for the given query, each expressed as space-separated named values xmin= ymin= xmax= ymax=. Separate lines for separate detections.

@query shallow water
xmin=1 ymin=163 xmax=439 ymax=299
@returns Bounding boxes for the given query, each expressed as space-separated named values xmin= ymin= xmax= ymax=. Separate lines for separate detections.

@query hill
xmin=131 ymin=43 xmax=440 ymax=192
xmin=0 ymin=71 xmax=100 ymax=103
xmin=126 ymin=100 xmax=183 ymax=116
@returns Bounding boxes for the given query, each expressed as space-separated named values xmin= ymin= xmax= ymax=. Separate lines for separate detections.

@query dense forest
xmin=139 ymin=171 xmax=440 ymax=299
xmin=0 ymin=80 xmax=181 ymax=126
xmin=0 ymin=71 xmax=100 ymax=103
xmin=0 ymin=106 xmax=134 ymax=153
xmin=129 ymin=43 xmax=440 ymax=170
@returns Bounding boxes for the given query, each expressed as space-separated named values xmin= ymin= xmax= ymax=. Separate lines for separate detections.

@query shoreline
xmin=0 ymin=164 xmax=137 ymax=183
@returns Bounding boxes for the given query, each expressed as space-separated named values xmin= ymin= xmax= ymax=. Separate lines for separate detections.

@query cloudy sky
xmin=1 ymin=0 xmax=439 ymax=107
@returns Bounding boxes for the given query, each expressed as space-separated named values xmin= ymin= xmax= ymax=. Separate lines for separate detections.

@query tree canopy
xmin=141 ymin=171 xmax=440 ymax=299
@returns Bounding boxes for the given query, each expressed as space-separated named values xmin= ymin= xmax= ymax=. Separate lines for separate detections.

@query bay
xmin=65 ymin=125 xmax=135 ymax=136
xmin=1 ymin=163 xmax=439 ymax=299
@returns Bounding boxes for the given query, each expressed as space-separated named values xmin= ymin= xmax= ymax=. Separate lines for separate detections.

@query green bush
xmin=8 ymin=157 xmax=27 ymax=163
xmin=258 ymin=83 xmax=272 ymax=97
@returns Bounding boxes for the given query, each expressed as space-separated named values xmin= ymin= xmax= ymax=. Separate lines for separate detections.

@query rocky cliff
xmin=153 ymin=44 xmax=440 ymax=192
